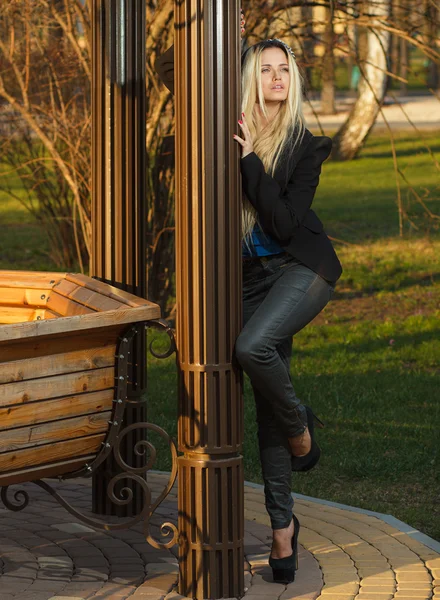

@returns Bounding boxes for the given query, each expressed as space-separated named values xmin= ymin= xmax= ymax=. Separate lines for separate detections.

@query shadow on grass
xmin=292 ymin=325 xmax=440 ymax=361
xmin=334 ymin=272 xmax=440 ymax=296
xmin=360 ymin=143 xmax=440 ymax=160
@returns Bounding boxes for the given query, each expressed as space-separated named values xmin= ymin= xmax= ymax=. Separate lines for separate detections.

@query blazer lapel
xmin=273 ymin=128 xmax=313 ymax=190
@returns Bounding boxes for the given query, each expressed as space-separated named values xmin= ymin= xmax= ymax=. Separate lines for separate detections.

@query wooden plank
xmin=0 ymin=271 xmax=65 ymax=289
xmin=0 ymin=455 xmax=97 ymax=487
xmin=0 ymin=325 xmax=123 ymax=363
xmin=0 ymin=303 xmax=161 ymax=342
xmin=0 ymin=411 xmax=112 ymax=453
xmin=0 ymin=307 xmax=36 ymax=323
xmin=0 ymin=433 xmax=106 ymax=473
xmin=0 ymin=287 xmax=50 ymax=308
xmin=0 ymin=367 xmax=115 ymax=408
xmin=42 ymin=309 xmax=61 ymax=319
xmin=46 ymin=292 xmax=96 ymax=318
xmin=0 ymin=345 xmax=116 ymax=384
xmin=66 ymin=273 xmax=152 ymax=307
xmin=53 ymin=279 xmax=125 ymax=312
xmin=0 ymin=389 xmax=114 ymax=431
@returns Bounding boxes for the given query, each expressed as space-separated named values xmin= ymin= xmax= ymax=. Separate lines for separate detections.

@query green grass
xmin=316 ymin=132 xmax=440 ymax=244
xmin=145 ymin=312 xmax=440 ymax=541
xmin=0 ymin=183 xmax=62 ymax=272
xmin=1 ymin=132 xmax=439 ymax=542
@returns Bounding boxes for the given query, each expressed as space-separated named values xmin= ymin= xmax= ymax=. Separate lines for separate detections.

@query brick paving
xmin=0 ymin=472 xmax=438 ymax=600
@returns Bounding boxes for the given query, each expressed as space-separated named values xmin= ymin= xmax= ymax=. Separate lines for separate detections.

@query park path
xmin=304 ymin=94 xmax=440 ymax=131
xmin=0 ymin=472 xmax=438 ymax=600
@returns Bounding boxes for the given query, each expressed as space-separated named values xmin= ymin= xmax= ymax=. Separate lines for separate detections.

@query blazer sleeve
xmin=240 ymin=136 xmax=332 ymax=243
xmin=154 ymin=45 xmax=175 ymax=94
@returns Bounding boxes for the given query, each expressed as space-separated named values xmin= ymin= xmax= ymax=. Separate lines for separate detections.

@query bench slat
xmin=0 ymin=325 xmax=123 ymax=363
xmin=0 ymin=367 xmax=115 ymax=408
xmin=46 ymin=292 xmax=96 ymax=317
xmin=0 ymin=455 xmax=97 ymax=487
xmin=0 ymin=389 xmax=114 ymax=431
xmin=0 ymin=271 xmax=65 ymax=288
xmin=0 ymin=288 xmax=49 ymax=308
xmin=0 ymin=434 xmax=106 ymax=473
xmin=53 ymin=279 xmax=126 ymax=312
xmin=0 ymin=304 xmax=160 ymax=341
xmin=0 ymin=411 xmax=112 ymax=453
xmin=66 ymin=273 xmax=152 ymax=307
xmin=0 ymin=307 xmax=36 ymax=323
xmin=42 ymin=309 xmax=61 ymax=319
xmin=0 ymin=345 xmax=116 ymax=384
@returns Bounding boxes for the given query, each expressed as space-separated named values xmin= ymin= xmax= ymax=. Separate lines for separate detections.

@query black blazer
xmin=155 ymin=46 xmax=342 ymax=283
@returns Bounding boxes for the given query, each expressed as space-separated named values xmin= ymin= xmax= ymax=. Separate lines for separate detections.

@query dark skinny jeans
xmin=235 ymin=253 xmax=335 ymax=530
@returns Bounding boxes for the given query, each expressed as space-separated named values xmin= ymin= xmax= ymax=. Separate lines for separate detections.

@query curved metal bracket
xmin=0 ymin=318 xmax=179 ymax=551
xmin=0 ymin=423 xmax=179 ymax=549
xmin=144 ymin=318 xmax=176 ymax=359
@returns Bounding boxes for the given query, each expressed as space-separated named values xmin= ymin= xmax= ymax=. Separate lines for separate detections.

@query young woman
xmin=234 ymin=38 xmax=341 ymax=585
xmin=156 ymin=36 xmax=342 ymax=586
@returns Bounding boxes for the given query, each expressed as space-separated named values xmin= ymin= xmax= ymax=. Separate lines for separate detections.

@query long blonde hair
xmin=241 ymin=39 xmax=306 ymax=244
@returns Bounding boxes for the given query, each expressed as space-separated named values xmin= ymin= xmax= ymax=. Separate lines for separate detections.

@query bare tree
xmin=320 ymin=3 xmax=337 ymax=115
xmin=145 ymin=0 xmax=175 ymax=315
xmin=1 ymin=0 xmax=439 ymax=309
xmin=332 ymin=0 xmax=392 ymax=160
xmin=0 ymin=0 xmax=176 ymax=313
xmin=0 ymin=0 xmax=92 ymax=270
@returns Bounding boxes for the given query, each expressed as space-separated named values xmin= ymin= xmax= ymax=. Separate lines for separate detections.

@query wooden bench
xmin=0 ymin=270 xmax=161 ymax=488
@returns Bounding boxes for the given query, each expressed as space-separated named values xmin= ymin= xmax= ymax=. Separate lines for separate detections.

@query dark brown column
xmin=174 ymin=2 xmax=244 ymax=598
xmin=90 ymin=0 xmax=148 ymax=516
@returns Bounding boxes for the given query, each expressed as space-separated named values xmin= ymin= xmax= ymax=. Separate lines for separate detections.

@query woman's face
xmin=259 ymin=47 xmax=290 ymax=104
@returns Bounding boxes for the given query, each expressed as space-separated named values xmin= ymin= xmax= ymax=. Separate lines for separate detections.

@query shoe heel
xmin=271 ymin=566 xmax=295 ymax=584
xmin=292 ymin=513 xmax=300 ymax=571
xmin=270 ymin=515 xmax=300 ymax=585
xmin=269 ymin=555 xmax=296 ymax=584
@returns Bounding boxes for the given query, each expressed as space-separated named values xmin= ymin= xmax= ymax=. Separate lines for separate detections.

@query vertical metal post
xmin=90 ymin=0 xmax=148 ymax=516
xmin=174 ymin=2 xmax=244 ymax=598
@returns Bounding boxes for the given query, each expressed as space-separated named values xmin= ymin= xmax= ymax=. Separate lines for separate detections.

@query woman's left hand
xmin=234 ymin=113 xmax=253 ymax=158
xmin=241 ymin=9 xmax=246 ymax=35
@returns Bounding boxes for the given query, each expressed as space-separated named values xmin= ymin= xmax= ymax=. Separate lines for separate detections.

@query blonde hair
xmin=241 ymin=39 xmax=306 ymax=244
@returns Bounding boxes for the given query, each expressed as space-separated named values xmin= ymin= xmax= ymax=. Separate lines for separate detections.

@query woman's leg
xmin=252 ymin=337 xmax=294 ymax=533
xmin=242 ymin=265 xmax=295 ymax=534
xmin=239 ymin=258 xmax=334 ymax=558
xmin=236 ymin=262 xmax=334 ymax=439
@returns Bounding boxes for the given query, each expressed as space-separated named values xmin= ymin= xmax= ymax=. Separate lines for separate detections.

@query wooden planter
xmin=0 ymin=270 xmax=160 ymax=488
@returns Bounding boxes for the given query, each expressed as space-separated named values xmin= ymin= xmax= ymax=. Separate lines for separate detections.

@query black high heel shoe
xmin=269 ymin=514 xmax=300 ymax=584
xmin=291 ymin=405 xmax=325 ymax=472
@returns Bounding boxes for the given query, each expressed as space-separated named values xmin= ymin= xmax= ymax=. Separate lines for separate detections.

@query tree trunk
xmin=426 ymin=1 xmax=440 ymax=89
xmin=302 ymin=3 xmax=315 ymax=89
xmin=400 ymin=37 xmax=408 ymax=94
xmin=320 ymin=3 xmax=336 ymax=115
xmin=332 ymin=0 xmax=391 ymax=160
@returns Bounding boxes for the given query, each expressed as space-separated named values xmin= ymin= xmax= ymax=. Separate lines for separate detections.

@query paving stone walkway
xmin=0 ymin=472 xmax=438 ymax=600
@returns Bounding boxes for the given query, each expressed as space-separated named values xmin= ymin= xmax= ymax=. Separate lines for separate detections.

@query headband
xmin=267 ymin=38 xmax=296 ymax=59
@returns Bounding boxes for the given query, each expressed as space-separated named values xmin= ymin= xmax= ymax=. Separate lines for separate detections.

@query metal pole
xmin=174 ymin=2 xmax=244 ymax=598
xmin=90 ymin=0 xmax=148 ymax=516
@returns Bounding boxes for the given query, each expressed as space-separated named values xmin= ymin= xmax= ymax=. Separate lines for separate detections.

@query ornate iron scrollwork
xmin=0 ymin=319 xmax=179 ymax=551
xmin=0 ymin=486 xmax=29 ymax=512
xmin=145 ymin=318 xmax=177 ymax=359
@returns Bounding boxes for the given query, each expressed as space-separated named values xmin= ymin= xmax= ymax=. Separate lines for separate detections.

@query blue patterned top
xmin=242 ymin=224 xmax=284 ymax=257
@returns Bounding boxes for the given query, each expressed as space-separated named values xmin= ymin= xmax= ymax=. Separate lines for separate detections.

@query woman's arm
xmin=240 ymin=136 xmax=332 ymax=243
xmin=154 ymin=45 xmax=175 ymax=94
